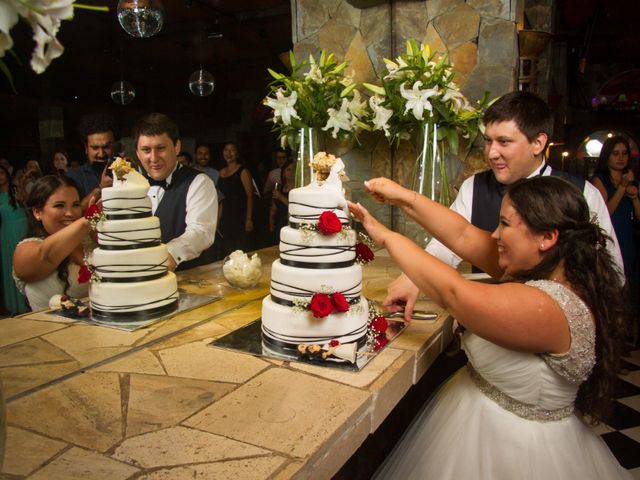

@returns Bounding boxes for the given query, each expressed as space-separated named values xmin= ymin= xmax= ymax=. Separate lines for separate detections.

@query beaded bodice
xmin=463 ymin=280 xmax=596 ymax=421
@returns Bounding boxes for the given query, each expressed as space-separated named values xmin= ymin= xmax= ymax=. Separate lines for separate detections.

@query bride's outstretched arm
xmin=363 ymin=178 xmax=501 ymax=276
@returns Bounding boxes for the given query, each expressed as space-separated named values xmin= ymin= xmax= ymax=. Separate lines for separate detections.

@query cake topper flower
xmin=109 ymin=157 xmax=134 ymax=181
xmin=310 ymin=152 xmax=348 ymax=183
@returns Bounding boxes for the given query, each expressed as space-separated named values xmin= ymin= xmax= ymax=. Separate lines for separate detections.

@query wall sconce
xmin=517 ymin=30 xmax=552 ymax=93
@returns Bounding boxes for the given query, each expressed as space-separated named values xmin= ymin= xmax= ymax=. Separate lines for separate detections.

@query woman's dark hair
xmin=507 ymin=176 xmax=626 ymax=422
xmin=594 ymin=135 xmax=631 ymax=181
xmin=0 ymin=165 xmax=19 ymax=209
xmin=24 ymin=175 xmax=81 ymax=296
xmin=278 ymin=160 xmax=294 ymax=189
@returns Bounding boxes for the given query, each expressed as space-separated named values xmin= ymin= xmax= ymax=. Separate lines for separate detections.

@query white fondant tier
xmin=288 ymin=184 xmax=349 ymax=226
xmin=91 ymin=244 xmax=169 ymax=280
xmin=261 ymin=295 xmax=368 ymax=346
xmin=90 ymin=272 xmax=178 ymax=314
xmin=101 ymin=185 xmax=152 ymax=218
xmin=279 ymin=227 xmax=356 ymax=265
xmin=269 ymin=259 xmax=362 ymax=303
xmin=97 ymin=216 xmax=161 ymax=249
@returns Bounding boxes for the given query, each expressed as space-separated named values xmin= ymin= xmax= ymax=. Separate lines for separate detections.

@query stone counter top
xmin=1 ymin=247 xmax=453 ymax=479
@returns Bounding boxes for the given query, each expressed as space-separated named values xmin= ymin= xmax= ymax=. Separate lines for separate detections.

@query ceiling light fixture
xmin=189 ymin=68 xmax=215 ymax=97
xmin=117 ymin=0 xmax=164 ymax=38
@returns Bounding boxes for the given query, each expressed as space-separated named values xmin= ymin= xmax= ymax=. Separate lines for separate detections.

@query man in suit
xmin=385 ymin=91 xmax=623 ymax=320
xmin=133 ymin=113 xmax=218 ymax=271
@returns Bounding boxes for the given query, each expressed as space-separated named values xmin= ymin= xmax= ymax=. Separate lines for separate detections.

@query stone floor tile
xmin=0 ymin=337 xmax=74 ymax=367
xmin=94 ymin=349 xmax=166 ymax=375
xmin=0 ymin=361 xmax=79 ymax=398
xmin=213 ymin=302 xmax=263 ymax=332
xmin=147 ymin=318 xmax=229 ymax=350
xmin=126 ymin=374 xmax=235 ymax=437
xmin=0 ymin=318 xmax=69 ymax=348
xmin=158 ymin=339 xmax=270 ymax=383
xmin=1 ymin=426 xmax=67 ymax=476
xmin=136 ymin=456 xmax=287 ymax=480
xmin=28 ymin=447 xmax=139 ymax=480
xmin=113 ymin=425 xmax=272 ymax=468
xmin=43 ymin=325 xmax=148 ymax=365
xmin=270 ymin=460 xmax=305 ymax=479
xmin=184 ymin=367 xmax=371 ymax=458
xmin=290 ymin=347 xmax=404 ymax=388
xmin=7 ymin=372 xmax=123 ymax=452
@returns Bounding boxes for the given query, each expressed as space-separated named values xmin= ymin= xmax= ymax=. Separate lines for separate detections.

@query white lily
xmin=368 ymin=96 xmax=393 ymax=137
xmin=265 ymin=89 xmax=300 ymax=126
xmin=346 ymin=90 xmax=367 ymax=120
xmin=383 ymin=56 xmax=409 ymax=80
xmin=0 ymin=1 xmax=20 ymax=57
xmin=323 ymin=98 xmax=353 ymax=138
xmin=305 ymin=63 xmax=323 ymax=83
xmin=400 ymin=81 xmax=440 ymax=121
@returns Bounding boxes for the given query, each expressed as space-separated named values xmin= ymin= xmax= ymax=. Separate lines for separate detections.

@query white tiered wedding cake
xmin=261 ymin=153 xmax=369 ymax=362
xmin=88 ymin=159 xmax=179 ymax=320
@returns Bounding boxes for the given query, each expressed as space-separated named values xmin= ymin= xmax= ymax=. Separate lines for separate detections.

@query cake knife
xmin=383 ymin=310 xmax=438 ymax=320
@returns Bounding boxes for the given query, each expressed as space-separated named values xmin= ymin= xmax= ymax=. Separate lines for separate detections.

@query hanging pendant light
xmin=189 ymin=68 xmax=215 ymax=97
xmin=117 ymin=0 xmax=164 ymax=38
xmin=110 ymin=80 xmax=136 ymax=105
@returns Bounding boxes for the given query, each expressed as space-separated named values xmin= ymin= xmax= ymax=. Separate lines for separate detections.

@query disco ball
xmin=110 ymin=80 xmax=136 ymax=105
xmin=189 ymin=68 xmax=215 ymax=97
xmin=117 ymin=0 xmax=164 ymax=38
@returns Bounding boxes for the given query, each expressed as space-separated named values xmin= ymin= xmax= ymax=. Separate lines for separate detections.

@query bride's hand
xmin=348 ymin=201 xmax=391 ymax=246
xmin=364 ymin=178 xmax=413 ymax=206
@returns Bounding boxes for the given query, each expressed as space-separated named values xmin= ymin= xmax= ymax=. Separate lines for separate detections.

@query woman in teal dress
xmin=0 ymin=165 xmax=28 ymax=314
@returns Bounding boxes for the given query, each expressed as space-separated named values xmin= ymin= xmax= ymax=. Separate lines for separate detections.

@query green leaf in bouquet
xmin=340 ymin=83 xmax=357 ymax=97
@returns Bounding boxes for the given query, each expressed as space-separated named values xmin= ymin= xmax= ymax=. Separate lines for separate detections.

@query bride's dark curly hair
xmin=507 ymin=176 xmax=626 ymax=422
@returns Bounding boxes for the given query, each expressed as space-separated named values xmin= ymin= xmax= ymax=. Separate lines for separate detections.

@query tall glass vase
xmin=295 ymin=126 xmax=318 ymax=188
xmin=410 ymin=122 xmax=450 ymax=205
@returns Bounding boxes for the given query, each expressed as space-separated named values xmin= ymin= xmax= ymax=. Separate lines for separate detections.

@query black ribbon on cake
xmin=91 ymin=290 xmax=179 ymax=321
xmin=97 ymin=225 xmax=161 ymax=250
xmin=279 ymin=240 xmax=355 ymax=269
xmin=261 ymin=323 xmax=368 ymax=352
xmin=102 ymin=195 xmax=152 ymax=220
xmin=94 ymin=260 xmax=168 ymax=282
xmin=269 ymin=278 xmax=361 ymax=307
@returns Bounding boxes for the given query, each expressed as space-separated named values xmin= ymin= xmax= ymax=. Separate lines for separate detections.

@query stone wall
xmin=292 ymin=0 xmax=519 ymax=243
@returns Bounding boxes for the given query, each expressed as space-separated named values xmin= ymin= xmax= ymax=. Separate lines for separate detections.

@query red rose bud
xmin=78 ymin=265 xmax=92 ymax=283
xmin=329 ymin=339 xmax=340 ymax=347
xmin=331 ymin=292 xmax=350 ymax=312
xmin=317 ymin=211 xmax=342 ymax=235
xmin=371 ymin=316 xmax=388 ymax=333
xmin=309 ymin=293 xmax=333 ymax=318
xmin=373 ymin=334 xmax=388 ymax=351
xmin=84 ymin=204 xmax=101 ymax=219
xmin=355 ymin=242 xmax=375 ymax=263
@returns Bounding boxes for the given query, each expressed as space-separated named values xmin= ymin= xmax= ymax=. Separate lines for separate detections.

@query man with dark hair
xmin=177 ymin=151 xmax=192 ymax=167
xmin=385 ymin=91 xmax=623 ymax=320
xmin=193 ymin=144 xmax=219 ymax=185
xmin=133 ymin=113 xmax=218 ymax=271
xmin=68 ymin=113 xmax=118 ymax=208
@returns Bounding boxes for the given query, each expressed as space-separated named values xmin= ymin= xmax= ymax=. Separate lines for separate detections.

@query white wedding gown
xmin=374 ymin=280 xmax=631 ymax=479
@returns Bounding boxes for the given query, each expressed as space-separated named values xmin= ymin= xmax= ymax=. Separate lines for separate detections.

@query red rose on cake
xmin=317 ymin=211 xmax=342 ymax=235
xmin=309 ymin=292 xmax=334 ymax=318
xmin=331 ymin=292 xmax=350 ymax=312
xmin=355 ymin=242 xmax=375 ymax=263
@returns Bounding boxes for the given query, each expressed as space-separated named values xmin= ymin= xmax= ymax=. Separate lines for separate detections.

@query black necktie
xmin=148 ymin=178 xmax=169 ymax=189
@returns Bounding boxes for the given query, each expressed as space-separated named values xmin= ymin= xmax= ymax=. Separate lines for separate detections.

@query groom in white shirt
xmin=133 ymin=113 xmax=218 ymax=271
xmin=385 ymin=91 xmax=623 ymax=320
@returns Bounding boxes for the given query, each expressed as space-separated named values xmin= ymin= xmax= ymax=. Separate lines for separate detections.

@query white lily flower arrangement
xmin=364 ymin=39 xmax=488 ymax=154
xmin=264 ymin=50 xmax=367 ymax=148
xmin=0 ymin=1 xmax=108 ymax=90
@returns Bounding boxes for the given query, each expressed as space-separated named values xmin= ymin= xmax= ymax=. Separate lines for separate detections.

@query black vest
xmin=154 ymin=166 xmax=218 ymax=271
xmin=469 ymin=166 xmax=585 ymax=272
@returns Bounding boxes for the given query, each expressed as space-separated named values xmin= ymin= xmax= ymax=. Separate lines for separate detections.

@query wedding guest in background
xmin=14 ymin=159 xmax=42 ymax=196
xmin=268 ymin=159 xmax=293 ymax=244
xmin=263 ymin=149 xmax=289 ymax=201
xmin=385 ymin=91 xmax=623 ymax=321
xmin=177 ymin=151 xmax=192 ymax=168
xmin=0 ymin=165 xmax=28 ymax=314
xmin=67 ymin=113 xmax=117 ymax=209
xmin=51 ymin=150 xmax=69 ymax=174
xmin=218 ymin=142 xmax=255 ymax=255
xmin=352 ymin=176 xmax=629 ymax=479
xmin=591 ymin=135 xmax=640 ymax=309
xmin=193 ymin=144 xmax=220 ymax=185
xmin=133 ymin=113 xmax=218 ymax=271
xmin=0 ymin=158 xmax=14 ymax=175
xmin=13 ymin=176 xmax=90 ymax=311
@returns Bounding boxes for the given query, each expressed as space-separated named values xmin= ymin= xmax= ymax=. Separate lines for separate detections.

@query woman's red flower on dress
xmin=309 ymin=292 xmax=333 ymax=318
xmin=78 ymin=265 xmax=92 ymax=283
xmin=355 ymin=242 xmax=375 ymax=263
xmin=331 ymin=292 xmax=350 ymax=312
xmin=317 ymin=211 xmax=342 ymax=235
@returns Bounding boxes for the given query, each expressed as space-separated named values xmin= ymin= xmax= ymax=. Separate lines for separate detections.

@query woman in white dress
xmin=13 ymin=175 xmax=90 ymax=310
xmin=349 ymin=176 xmax=630 ymax=479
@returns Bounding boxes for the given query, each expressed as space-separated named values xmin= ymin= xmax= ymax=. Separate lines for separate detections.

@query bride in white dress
xmin=349 ymin=176 xmax=631 ymax=479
